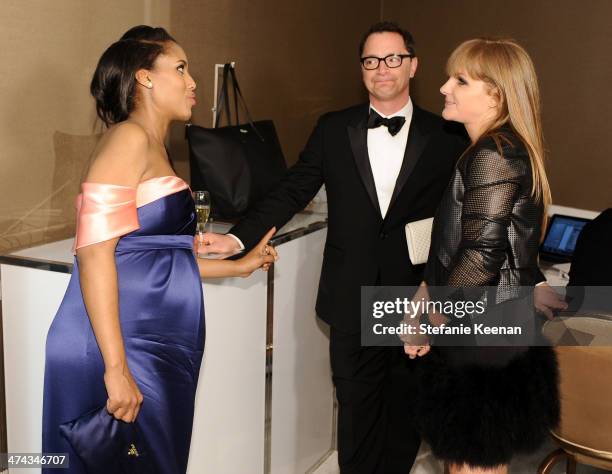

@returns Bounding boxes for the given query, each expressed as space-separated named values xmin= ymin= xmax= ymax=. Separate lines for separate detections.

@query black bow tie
xmin=367 ymin=110 xmax=406 ymax=136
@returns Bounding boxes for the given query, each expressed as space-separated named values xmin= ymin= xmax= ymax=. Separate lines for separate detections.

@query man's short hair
xmin=359 ymin=21 xmax=416 ymax=57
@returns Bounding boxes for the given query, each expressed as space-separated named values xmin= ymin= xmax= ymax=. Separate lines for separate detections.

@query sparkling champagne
xmin=193 ymin=191 xmax=211 ymax=257
xmin=195 ymin=204 xmax=210 ymax=232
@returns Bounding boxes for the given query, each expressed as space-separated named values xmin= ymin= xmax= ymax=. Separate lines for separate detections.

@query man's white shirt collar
xmin=370 ymin=98 xmax=413 ymax=120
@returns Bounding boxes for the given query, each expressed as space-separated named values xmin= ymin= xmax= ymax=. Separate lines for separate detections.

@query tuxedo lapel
xmin=347 ymin=109 xmax=382 ymax=216
xmin=387 ymin=106 xmax=430 ymax=212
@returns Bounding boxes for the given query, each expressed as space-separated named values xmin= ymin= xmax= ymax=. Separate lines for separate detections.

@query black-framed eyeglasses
xmin=360 ymin=53 xmax=414 ymax=70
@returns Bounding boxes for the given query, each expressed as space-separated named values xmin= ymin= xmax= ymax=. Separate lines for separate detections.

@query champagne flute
xmin=194 ymin=191 xmax=211 ymax=256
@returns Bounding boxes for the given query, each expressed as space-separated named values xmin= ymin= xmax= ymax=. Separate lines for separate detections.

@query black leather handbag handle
xmin=214 ymin=64 xmax=232 ymax=128
xmin=214 ymin=64 xmax=264 ymax=141
xmin=227 ymin=67 xmax=257 ymax=128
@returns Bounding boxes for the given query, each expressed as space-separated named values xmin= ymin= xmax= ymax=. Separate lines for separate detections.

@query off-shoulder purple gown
xmin=43 ymin=178 xmax=204 ymax=473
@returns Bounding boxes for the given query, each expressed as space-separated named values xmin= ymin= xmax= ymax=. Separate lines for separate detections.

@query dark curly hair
xmin=90 ymin=26 xmax=176 ymax=127
xmin=358 ymin=21 xmax=416 ymax=57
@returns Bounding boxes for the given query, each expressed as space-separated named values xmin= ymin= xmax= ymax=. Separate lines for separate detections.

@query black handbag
xmin=186 ymin=64 xmax=287 ymax=220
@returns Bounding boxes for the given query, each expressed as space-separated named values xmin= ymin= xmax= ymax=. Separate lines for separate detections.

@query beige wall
xmin=0 ymin=0 xmax=171 ymax=253
xmin=383 ymin=0 xmax=612 ymax=212
xmin=168 ymin=0 xmax=381 ymax=179
xmin=3 ymin=1 xmax=609 ymax=255
xmin=0 ymin=0 xmax=380 ymax=254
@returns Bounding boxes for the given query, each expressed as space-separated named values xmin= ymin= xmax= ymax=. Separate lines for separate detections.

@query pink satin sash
xmin=74 ymin=176 xmax=189 ymax=251
xmin=136 ymin=176 xmax=189 ymax=208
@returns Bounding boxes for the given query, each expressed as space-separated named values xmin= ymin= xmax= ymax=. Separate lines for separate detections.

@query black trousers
xmin=330 ymin=327 xmax=421 ymax=474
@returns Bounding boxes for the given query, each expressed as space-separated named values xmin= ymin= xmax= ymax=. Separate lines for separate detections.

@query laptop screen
xmin=540 ymin=214 xmax=590 ymax=261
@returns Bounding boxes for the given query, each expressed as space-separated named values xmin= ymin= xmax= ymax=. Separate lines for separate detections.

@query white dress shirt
xmin=368 ymin=99 xmax=413 ymax=218
xmin=228 ymin=98 xmax=414 ymax=251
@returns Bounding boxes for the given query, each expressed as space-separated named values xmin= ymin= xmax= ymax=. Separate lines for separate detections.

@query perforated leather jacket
xmin=425 ymin=128 xmax=544 ymax=301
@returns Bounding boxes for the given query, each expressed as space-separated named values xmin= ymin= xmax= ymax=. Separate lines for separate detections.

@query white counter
xmin=1 ymin=212 xmax=334 ymax=474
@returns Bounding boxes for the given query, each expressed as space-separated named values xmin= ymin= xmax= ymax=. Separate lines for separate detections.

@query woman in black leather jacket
xmin=406 ymin=39 xmax=560 ymax=474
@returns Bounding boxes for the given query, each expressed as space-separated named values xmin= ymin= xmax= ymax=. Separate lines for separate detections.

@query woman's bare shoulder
xmin=85 ymin=122 xmax=151 ymax=187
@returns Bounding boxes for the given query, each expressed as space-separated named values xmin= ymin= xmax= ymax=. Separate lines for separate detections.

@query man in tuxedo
xmin=204 ymin=21 xmax=467 ymax=473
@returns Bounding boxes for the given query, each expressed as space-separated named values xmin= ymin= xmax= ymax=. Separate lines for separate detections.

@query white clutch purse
xmin=404 ymin=217 xmax=434 ymax=265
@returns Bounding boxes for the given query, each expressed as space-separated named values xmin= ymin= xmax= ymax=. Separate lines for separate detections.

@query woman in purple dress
xmin=42 ymin=26 xmax=276 ymax=473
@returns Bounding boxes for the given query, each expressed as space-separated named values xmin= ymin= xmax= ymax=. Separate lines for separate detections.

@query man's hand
xmin=534 ymin=282 xmax=568 ymax=320
xmin=198 ymin=232 xmax=242 ymax=254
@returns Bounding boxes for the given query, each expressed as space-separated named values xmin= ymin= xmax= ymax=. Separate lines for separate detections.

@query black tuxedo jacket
xmin=231 ymin=103 xmax=467 ymax=333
